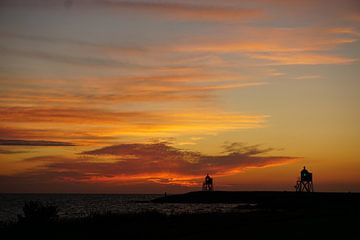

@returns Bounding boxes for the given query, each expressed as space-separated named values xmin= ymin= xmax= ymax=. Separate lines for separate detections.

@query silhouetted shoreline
xmin=1 ymin=191 xmax=359 ymax=239
xmin=153 ymin=190 xmax=360 ymax=206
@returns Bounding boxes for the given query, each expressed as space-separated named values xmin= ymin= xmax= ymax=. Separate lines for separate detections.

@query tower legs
xmin=295 ymin=180 xmax=314 ymax=192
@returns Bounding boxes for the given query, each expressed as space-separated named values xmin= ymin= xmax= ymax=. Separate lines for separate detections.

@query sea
xmin=0 ymin=194 xmax=239 ymax=222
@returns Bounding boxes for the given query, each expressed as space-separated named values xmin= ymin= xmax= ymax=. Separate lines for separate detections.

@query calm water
xmin=0 ymin=194 xmax=239 ymax=222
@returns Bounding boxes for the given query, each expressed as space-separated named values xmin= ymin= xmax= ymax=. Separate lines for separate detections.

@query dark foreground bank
xmin=1 ymin=191 xmax=359 ymax=240
xmin=153 ymin=190 xmax=360 ymax=207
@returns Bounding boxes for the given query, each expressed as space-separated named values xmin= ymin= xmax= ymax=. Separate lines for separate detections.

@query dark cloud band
xmin=0 ymin=139 xmax=75 ymax=146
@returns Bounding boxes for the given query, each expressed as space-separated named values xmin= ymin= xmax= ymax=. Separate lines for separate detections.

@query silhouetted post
xmin=295 ymin=166 xmax=314 ymax=192
xmin=202 ymin=174 xmax=214 ymax=191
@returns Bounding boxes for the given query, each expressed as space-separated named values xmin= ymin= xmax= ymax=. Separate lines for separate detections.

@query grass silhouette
xmin=17 ymin=201 xmax=59 ymax=224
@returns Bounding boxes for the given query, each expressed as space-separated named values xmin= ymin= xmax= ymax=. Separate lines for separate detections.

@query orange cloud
xmin=0 ymin=107 xmax=267 ymax=145
xmin=0 ymin=142 xmax=296 ymax=192
xmin=348 ymin=13 xmax=360 ymax=22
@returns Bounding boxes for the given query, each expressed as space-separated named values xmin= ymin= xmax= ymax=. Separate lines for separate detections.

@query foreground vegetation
xmin=0 ymin=199 xmax=358 ymax=240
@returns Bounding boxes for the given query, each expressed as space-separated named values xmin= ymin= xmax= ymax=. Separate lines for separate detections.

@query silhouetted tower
xmin=202 ymin=174 xmax=214 ymax=191
xmin=295 ymin=166 xmax=314 ymax=192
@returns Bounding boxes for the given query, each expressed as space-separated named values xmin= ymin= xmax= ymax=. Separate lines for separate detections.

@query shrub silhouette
xmin=17 ymin=201 xmax=59 ymax=224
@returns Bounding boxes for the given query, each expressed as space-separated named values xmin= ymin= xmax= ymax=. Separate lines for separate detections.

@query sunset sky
xmin=0 ymin=0 xmax=359 ymax=193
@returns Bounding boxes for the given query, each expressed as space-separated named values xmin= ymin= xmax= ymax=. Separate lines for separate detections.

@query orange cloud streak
xmin=0 ymin=142 xmax=297 ymax=190
xmin=0 ymin=107 xmax=268 ymax=144
xmin=251 ymin=52 xmax=357 ymax=65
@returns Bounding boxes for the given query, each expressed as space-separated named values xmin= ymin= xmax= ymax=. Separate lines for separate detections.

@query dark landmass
xmin=153 ymin=190 xmax=360 ymax=207
xmin=1 ymin=191 xmax=359 ymax=240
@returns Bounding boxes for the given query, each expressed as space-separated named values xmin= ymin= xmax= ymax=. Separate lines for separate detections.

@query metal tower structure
xmin=295 ymin=166 xmax=314 ymax=192
xmin=202 ymin=174 xmax=214 ymax=191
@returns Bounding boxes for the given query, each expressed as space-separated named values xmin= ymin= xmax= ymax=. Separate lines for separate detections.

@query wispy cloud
xmin=0 ymin=127 xmax=117 ymax=145
xmin=0 ymin=148 xmax=26 ymax=154
xmin=294 ymin=75 xmax=322 ymax=80
xmin=0 ymin=31 xmax=146 ymax=55
xmin=101 ymin=1 xmax=264 ymax=22
xmin=0 ymin=139 xmax=75 ymax=146
xmin=172 ymin=27 xmax=358 ymax=65
xmin=0 ymin=46 xmax=135 ymax=68
xmin=173 ymin=27 xmax=358 ymax=52
xmin=0 ymin=68 xmax=260 ymax=109
xmin=251 ymin=52 xmax=356 ymax=65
